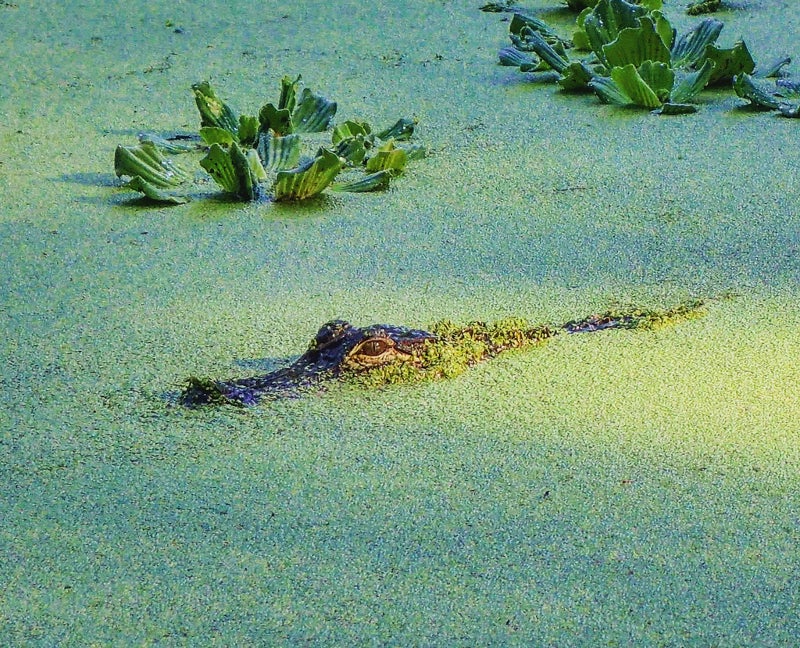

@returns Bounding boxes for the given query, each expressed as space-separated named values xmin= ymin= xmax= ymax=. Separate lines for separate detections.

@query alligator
xmin=179 ymin=300 xmax=705 ymax=407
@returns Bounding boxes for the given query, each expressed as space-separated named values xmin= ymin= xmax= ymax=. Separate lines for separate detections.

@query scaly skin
xmin=179 ymin=300 xmax=705 ymax=406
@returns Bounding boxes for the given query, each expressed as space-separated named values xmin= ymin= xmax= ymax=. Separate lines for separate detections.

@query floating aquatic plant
xmin=113 ymin=140 xmax=193 ymax=204
xmin=734 ymin=73 xmax=800 ymax=117
xmin=114 ymin=76 xmax=425 ymax=204
xmin=489 ymin=0 xmax=770 ymax=114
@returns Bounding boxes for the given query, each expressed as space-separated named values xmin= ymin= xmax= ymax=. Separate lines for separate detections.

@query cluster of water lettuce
xmin=556 ymin=0 xmax=721 ymax=12
xmin=491 ymin=0 xmax=792 ymax=115
xmin=114 ymin=75 xmax=424 ymax=204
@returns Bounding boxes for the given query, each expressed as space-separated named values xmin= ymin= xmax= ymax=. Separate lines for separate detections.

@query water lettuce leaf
xmin=199 ymin=142 xmax=260 ymax=200
xmin=365 ymin=140 xmax=408 ymax=173
xmin=332 ymin=120 xmax=373 ymax=144
xmin=114 ymin=141 xmax=192 ymax=187
xmin=278 ymin=74 xmax=301 ymax=112
xmin=334 ymin=134 xmax=371 ymax=166
xmin=331 ymin=170 xmax=396 ymax=193
xmin=733 ymin=73 xmax=781 ymax=110
xmin=192 ymin=81 xmax=239 ymax=134
xmin=258 ymin=87 xmax=337 ymax=135
xmin=705 ymin=41 xmax=755 ymax=84
xmin=114 ymin=142 xmax=193 ymax=203
xmin=670 ymin=18 xmax=723 ymax=68
xmin=602 ymin=17 xmax=671 ymax=68
xmin=376 ymin=118 xmax=416 ymax=141
xmin=612 ymin=62 xmax=667 ymax=107
xmin=509 ymin=11 xmax=565 ymax=45
xmin=237 ymin=115 xmax=259 ymax=146
xmin=520 ymin=30 xmax=595 ymax=90
xmin=583 ymin=0 xmax=652 ymax=67
xmin=123 ymin=176 xmax=190 ymax=204
xmin=256 ymin=132 xmax=301 ymax=172
xmin=199 ymin=126 xmax=236 ymax=146
xmin=273 ymin=149 xmax=344 ymax=201
xmin=591 ymin=62 xmax=670 ymax=108
xmin=291 ymin=88 xmax=337 ymax=133
xmin=498 ymin=46 xmax=539 ymax=71
xmin=258 ymin=103 xmax=293 ymax=136
xmin=670 ymin=59 xmax=715 ymax=104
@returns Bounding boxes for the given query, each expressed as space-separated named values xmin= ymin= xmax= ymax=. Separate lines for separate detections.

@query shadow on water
xmin=57 ymin=172 xmax=118 ymax=187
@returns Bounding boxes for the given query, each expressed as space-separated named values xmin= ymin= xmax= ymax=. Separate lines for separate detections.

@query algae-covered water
xmin=2 ymin=0 xmax=800 ymax=644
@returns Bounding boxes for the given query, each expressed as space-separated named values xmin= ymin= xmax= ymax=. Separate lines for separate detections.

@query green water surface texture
xmin=2 ymin=0 xmax=799 ymax=645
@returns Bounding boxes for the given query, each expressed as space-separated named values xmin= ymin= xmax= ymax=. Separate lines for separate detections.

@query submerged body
xmin=180 ymin=301 xmax=704 ymax=406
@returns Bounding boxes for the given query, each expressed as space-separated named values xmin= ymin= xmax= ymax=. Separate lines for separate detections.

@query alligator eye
xmin=360 ymin=338 xmax=391 ymax=356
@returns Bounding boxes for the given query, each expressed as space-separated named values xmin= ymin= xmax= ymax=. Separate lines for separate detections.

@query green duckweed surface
xmin=2 ymin=1 xmax=800 ymax=644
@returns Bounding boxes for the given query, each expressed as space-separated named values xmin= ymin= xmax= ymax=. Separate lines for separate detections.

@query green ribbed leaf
xmin=610 ymin=63 xmax=662 ymax=108
xmin=705 ymin=41 xmax=755 ymax=85
xmin=199 ymin=142 xmax=259 ymax=201
xmin=671 ymin=18 xmax=723 ymax=68
xmin=498 ymin=46 xmax=538 ymax=69
xmin=278 ymin=74 xmax=301 ymax=112
xmin=123 ymin=176 xmax=189 ymax=203
xmin=199 ymin=126 xmax=236 ymax=146
xmin=733 ymin=73 xmax=781 ymax=110
xmin=273 ymin=149 xmax=343 ymax=201
xmin=589 ymin=75 xmax=633 ymax=105
xmin=365 ymin=140 xmax=408 ymax=173
xmin=258 ymin=103 xmax=293 ymax=136
xmin=291 ymin=88 xmax=337 ymax=133
xmin=670 ymin=59 xmax=714 ymax=104
xmin=334 ymin=135 xmax=370 ymax=166
xmin=637 ymin=60 xmax=674 ymax=102
xmin=332 ymin=120 xmax=373 ymax=144
xmin=376 ymin=118 xmax=416 ymax=141
xmin=114 ymin=141 xmax=192 ymax=188
xmin=524 ymin=31 xmax=569 ymax=74
xmin=589 ymin=63 xmax=669 ymax=110
xmin=583 ymin=0 xmax=651 ymax=65
xmin=192 ymin=81 xmax=239 ymax=134
xmin=331 ymin=170 xmax=395 ymax=193
xmin=237 ymin=114 xmax=259 ymax=147
xmin=246 ymin=148 xmax=268 ymax=182
xmin=509 ymin=11 xmax=562 ymax=42
xmin=602 ymin=18 xmax=671 ymax=68
xmin=256 ymin=132 xmax=301 ymax=172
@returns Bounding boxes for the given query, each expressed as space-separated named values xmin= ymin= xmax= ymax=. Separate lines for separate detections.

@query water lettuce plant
xmin=734 ymin=73 xmax=800 ymax=117
xmin=114 ymin=76 xmax=424 ymax=204
xmin=492 ymin=0 xmax=763 ymax=114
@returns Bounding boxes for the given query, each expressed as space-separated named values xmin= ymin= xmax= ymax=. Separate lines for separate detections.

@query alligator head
xmin=180 ymin=320 xmax=435 ymax=406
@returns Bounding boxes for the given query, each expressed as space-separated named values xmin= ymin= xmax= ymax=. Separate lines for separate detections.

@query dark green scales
xmin=180 ymin=301 xmax=704 ymax=406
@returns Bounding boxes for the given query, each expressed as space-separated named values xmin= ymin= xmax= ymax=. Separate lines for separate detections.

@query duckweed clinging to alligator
xmin=114 ymin=75 xmax=425 ymax=204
